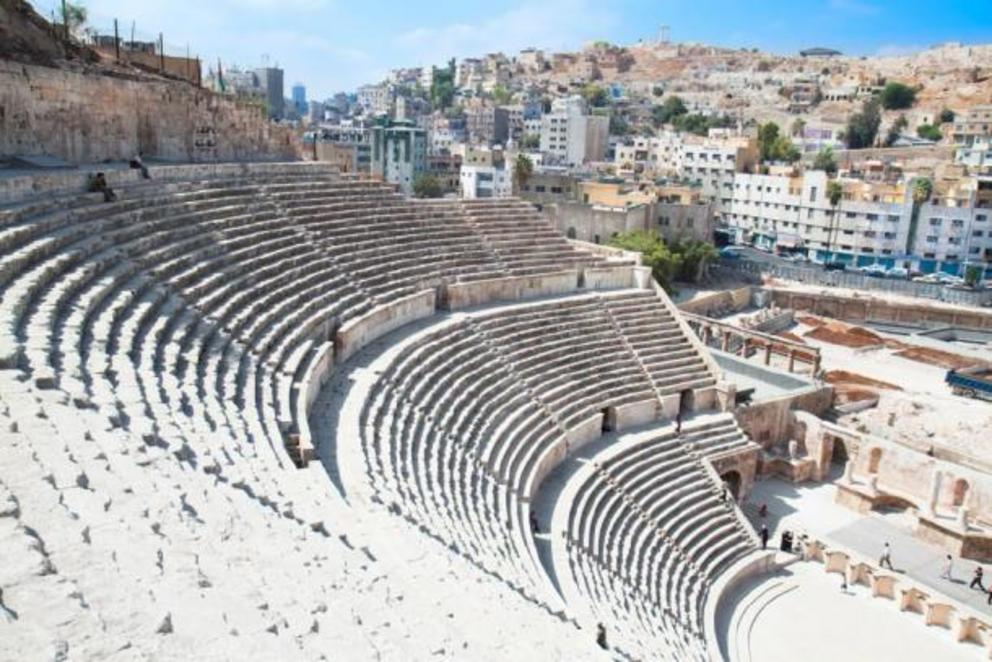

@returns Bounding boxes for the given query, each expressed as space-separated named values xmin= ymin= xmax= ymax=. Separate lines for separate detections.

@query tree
xmin=826 ymin=180 xmax=844 ymax=258
xmin=812 ymin=147 xmax=838 ymax=175
xmin=413 ymin=175 xmax=443 ymax=199
xmin=885 ymin=114 xmax=908 ymax=147
xmin=670 ymin=238 xmax=719 ymax=282
xmin=965 ymin=264 xmax=983 ymax=287
xmin=520 ymin=134 xmax=540 ymax=149
xmin=880 ymin=82 xmax=916 ymax=110
xmin=939 ymin=108 xmax=956 ymax=124
xmin=607 ymin=230 xmax=682 ymax=292
xmin=757 ymin=122 xmax=781 ymax=161
xmin=490 ymin=84 xmax=513 ymax=105
xmin=906 ymin=177 xmax=933 ymax=256
xmin=916 ymin=124 xmax=942 ymax=141
xmin=651 ymin=95 xmax=687 ymax=126
xmin=62 ymin=2 xmax=87 ymax=37
xmin=430 ymin=60 xmax=456 ymax=110
xmin=790 ymin=118 xmax=806 ymax=138
xmin=513 ymin=154 xmax=533 ymax=193
xmin=845 ymin=98 xmax=881 ymax=149
xmin=609 ymin=113 xmax=630 ymax=136
xmin=652 ymin=86 xmax=664 ymax=97
xmin=582 ymin=84 xmax=609 ymax=108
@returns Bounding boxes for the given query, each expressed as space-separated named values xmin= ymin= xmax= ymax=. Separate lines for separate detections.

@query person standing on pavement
xmin=971 ymin=566 xmax=985 ymax=591
xmin=941 ymin=555 xmax=954 ymax=581
xmin=760 ymin=524 xmax=769 ymax=550
xmin=879 ymin=542 xmax=894 ymax=570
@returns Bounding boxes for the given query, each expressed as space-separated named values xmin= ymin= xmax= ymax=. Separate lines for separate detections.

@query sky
xmin=30 ymin=0 xmax=992 ymax=99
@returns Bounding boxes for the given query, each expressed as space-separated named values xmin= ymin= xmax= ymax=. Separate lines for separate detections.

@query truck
xmin=946 ymin=366 xmax=992 ymax=402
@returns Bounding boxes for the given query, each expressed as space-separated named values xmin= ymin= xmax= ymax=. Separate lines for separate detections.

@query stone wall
xmin=335 ymin=290 xmax=437 ymax=363
xmin=770 ymin=289 xmax=992 ymax=330
xmin=442 ymin=271 xmax=578 ymax=310
xmin=677 ymin=287 xmax=754 ymax=316
xmin=0 ymin=59 xmax=299 ymax=163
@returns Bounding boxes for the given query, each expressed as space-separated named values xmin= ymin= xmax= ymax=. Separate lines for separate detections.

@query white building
xmin=370 ymin=120 xmax=427 ymax=195
xmin=723 ymin=170 xmax=992 ymax=273
xmin=460 ymin=164 xmax=513 ymax=199
xmin=539 ymin=95 xmax=609 ymax=167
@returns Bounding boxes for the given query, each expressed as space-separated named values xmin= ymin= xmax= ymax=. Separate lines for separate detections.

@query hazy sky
xmin=30 ymin=0 xmax=992 ymax=99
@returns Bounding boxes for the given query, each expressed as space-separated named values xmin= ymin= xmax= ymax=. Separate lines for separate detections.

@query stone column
xmin=924 ymin=470 xmax=941 ymax=518
xmin=721 ymin=331 xmax=729 ymax=352
xmin=842 ymin=457 xmax=854 ymax=484
xmin=764 ymin=343 xmax=773 ymax=366
xmin=788 ymin=349 xmax=796 ymax=373
xmin=740 ymin=339 xmax=748 ymax=358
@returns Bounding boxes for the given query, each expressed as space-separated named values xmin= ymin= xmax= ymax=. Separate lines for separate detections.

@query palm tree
xmin=906 ymin=177 xmax=933 ymax=259
xmin=826 ymin=180 xmax=843 ymax=261
xmin=513 ymin=153 xmax=534 ymax=195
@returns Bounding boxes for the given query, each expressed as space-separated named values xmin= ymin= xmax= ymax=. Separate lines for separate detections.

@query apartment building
xmin=312 ymin=126 xmax=371 ymax=173
xmin=723 ymin=169 xmax=992 ymax=273
xmin=539 ymin=95 xmax=609 ymax=166
xmin=370 ymin=119 xmax=427 ymax=195
xmin=460 ymin=164 xmax=513 ymax=199
xmin=679 ymin=135 xmax=759 ymax=204
xmin=465 ymin=103 xmax=510 ymax=146
xmin=952 ymin=105 xmax=992 ymax=146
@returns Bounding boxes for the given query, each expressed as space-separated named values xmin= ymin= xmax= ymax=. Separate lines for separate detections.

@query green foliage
xmin=911 ymin=177 xmax=933 ymax=205
xmin=606 ymin=230 xmax=718 ymax=291
xmin=880 ymin=82 xmax=917 ymax=110
xmin=916 ymin=124 xmax=942 ymax=141
xmin=756 ymin=122 xmax=799 ymax=162
xmin=845 ymin=98 xmax=881 ymax=149
xmin=430 ymin=60 xmax=456 ymax=110
xmin=520 ymin=134 xmax=540 ymax=149
xmin=413 ymin=175 xmax=443 ymax=199
xmin=651 ymin=95 xmax=687 ymax=126
xmin=965 ymin=264 xmax=983 ymax=287
xmin=513 ymin=154 xmax=534 ymax=191
xmin=672 ymin=113 xmax=733 ymax=137
xmin=63 ymin=2 xmax=87 ymax=32
xmin=651 ymin=85 xmax=664 ymax=97
xmin=490 ymin=84 xmax=513 ymax=105
xmin=609 ymin=113 xmax=630 ymax=136
xmin=884 ymin=114 xmax=908 ymax=147
xmin=939 ymin=108 xmax=956 ymax=124
xmin=582 ymin=83 xmax=609 ymax=108
xmin=790 ymin=118 xmax=806 ymax=138
xmin=812 ymin=147 xmax=838 ymax=175
xmin=827 ymin=180 xmax=843 ymax=208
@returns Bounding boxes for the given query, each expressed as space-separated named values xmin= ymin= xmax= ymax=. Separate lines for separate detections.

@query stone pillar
xmin=842 ymin=458 xmax=854 ymax=484
xmin=721 ymin=331 xmax=730 ymax=352
xmin=957 ymin=506 xmax=969 ymax=531
xmin=924 ymin=471 xmax=941 ymax=518
xmin=867 ymin=475 xmax=879 ymax=496
xmin=740 ymin=339 xmax=748 ymax=358
xmin=788 ymin=349 xmax=796 ymax=373
xmin=764 ymin=343 xmax=772 ymax=366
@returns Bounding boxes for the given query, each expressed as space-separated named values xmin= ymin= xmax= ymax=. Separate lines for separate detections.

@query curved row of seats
xmin=358 ymin=290 xmax=729 ymax=611
xmin=0 ymin=164 xmax=613 ymax=471
xmin=555 ymin=415 xmax=756 ymax=661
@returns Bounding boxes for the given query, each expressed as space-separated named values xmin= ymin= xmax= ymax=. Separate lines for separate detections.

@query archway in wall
xmin=566 ymin=227 xmax=577 ymax=239
xmin=953 ymin=478 xmax=969 ymax=508
xmin=830 ymin=437 xmax=849 ymax=466
xmin=868 ymin=447 xmax=883 ymax=474
xmin=721 ymin=470 xmax=742 ymax=500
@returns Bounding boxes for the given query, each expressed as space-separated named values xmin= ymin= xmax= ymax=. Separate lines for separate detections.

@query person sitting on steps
xmin=88 ymin=172 xmax=117 ymax=202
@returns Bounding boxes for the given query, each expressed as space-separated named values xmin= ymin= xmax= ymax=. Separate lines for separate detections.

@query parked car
xmin=719 ymin=246 xmax=745 ymax=260
xmin=912 ymin=273 xmax=941 ymax=284
xmin=859 ymin=264 xmax=888 ymax=277
xmin=886 ymin=267 xmax=909 ymax=279
xmin=823 ymin=261 xmax=847 ymax=271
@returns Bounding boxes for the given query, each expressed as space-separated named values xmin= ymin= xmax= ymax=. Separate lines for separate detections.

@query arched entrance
xmin=566 ymin=227 xmax=577 ymax=240
xmin=831 ymin=437 xmax=849 ymax=466
xmin=721 ymin=470 xmax=742 ymax=500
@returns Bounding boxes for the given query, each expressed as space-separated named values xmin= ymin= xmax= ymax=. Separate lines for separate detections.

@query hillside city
xmin=199 ymin=38 xmax=992 ymax=283
xmin=2 ymin=1 xmax=992 ymax=661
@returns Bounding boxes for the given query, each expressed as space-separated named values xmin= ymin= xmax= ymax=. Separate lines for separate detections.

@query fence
xmin=719 ymin=260 xmax=992 ymax=307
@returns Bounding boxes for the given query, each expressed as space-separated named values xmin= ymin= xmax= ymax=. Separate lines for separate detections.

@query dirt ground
xmin=805 ymin=323 xmax=886 ymax=349
xmin=825 ymin=370 xmax=902 ymax=391
xmin=895 ymin=346 xmax=988 ymax=371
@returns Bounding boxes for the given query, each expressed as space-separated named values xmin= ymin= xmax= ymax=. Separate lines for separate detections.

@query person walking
xmin=987 ymin=585 xmax=992 ymax=606
xmin=760 ymin=524 xmax=769 ymax=550
xmin=941 ymin=555 xmax=954 ymax=581
xmin=971 ymin=566 xmax=985 ymax=591
xmin=879 ymin=542 xmax=893 ymax=570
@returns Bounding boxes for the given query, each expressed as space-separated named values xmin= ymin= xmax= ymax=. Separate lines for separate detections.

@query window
xmin=659 ymin=217 xmax=670 ymax=226
xmin=952 ymin=219 xmax=965 ymax=227
xmin=970 ymin=246 xmax=981 ymax=254
xmin=926 ymin=236 xmax=938 ymax=243
xmin=535 ymin=185 xmax=546 ymax=192
xmin=978 ymin=214 xmax=988 ymax=222
xmin=809 ymin=186 xmax=817 ymax=202
xmin=924 ymin=252 xmax=936 ymax=259
xmin=929 ymin=218 xmax=942 ymax=226
xmin=881 ymin=249 xmax=892 ymax=255
xmin=888 ymin=214 xmax=900 ymax=222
